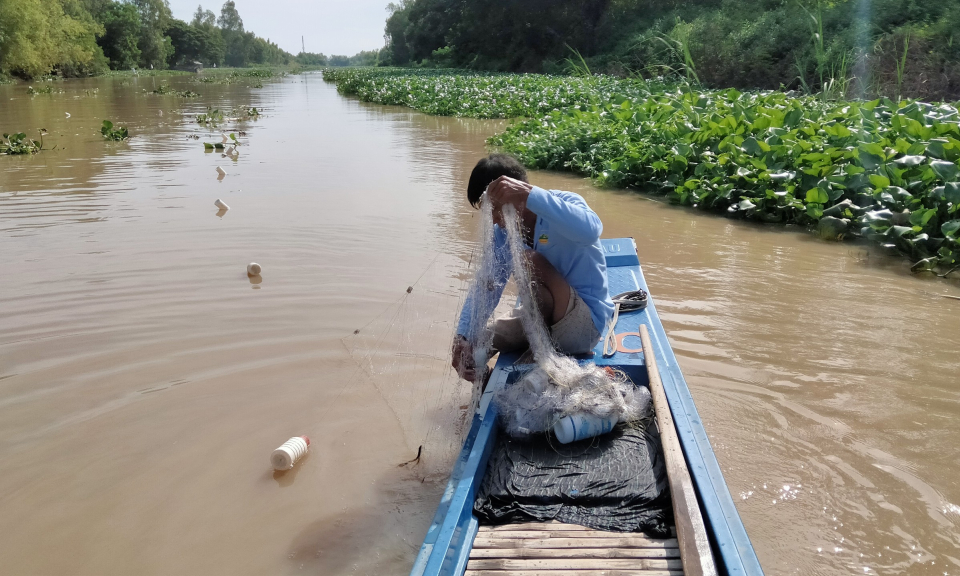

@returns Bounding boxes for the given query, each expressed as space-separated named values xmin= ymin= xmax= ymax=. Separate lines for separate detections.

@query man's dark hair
xmin=467 ymin=154 xmax=528 ymax=208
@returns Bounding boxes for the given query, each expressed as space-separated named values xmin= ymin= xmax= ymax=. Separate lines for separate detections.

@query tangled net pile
xmin=461 ymin=196 xmax=650 ymax=438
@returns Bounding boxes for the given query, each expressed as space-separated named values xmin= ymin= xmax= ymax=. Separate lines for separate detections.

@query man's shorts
xmin=491 ymin=286 xmax=601 ymax=355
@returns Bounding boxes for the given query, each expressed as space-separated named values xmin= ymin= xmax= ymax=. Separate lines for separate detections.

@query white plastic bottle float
xmin=271 ymin=436 xmax=309 ymax=470
xmin=214 ymin=198 xmax=229 ymax=210
xmin=246 ymin=262 xmax=261 ymax=276
xmin=554 ymin=413 xmax=619 ymax=444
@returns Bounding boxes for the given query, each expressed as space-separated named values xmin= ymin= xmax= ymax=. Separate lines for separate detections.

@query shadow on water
xmin=285 ymin=462 xmax=449 ymax=575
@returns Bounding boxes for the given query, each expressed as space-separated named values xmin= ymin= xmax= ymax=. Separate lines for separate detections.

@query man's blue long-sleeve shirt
xmin=456 ymin=186 xmax=614 ymax=339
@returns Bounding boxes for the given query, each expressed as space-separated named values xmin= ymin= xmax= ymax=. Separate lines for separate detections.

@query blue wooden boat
xmin=411 ymin=238 xmax=764 ymax=576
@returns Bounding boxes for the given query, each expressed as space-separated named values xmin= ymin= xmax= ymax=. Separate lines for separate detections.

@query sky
xmin=167 ymin=0 xmax=392 ymax=56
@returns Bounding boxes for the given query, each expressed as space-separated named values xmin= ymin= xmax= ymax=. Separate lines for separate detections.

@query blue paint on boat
xmin=410 ymin=238 xmax=764 ymax=576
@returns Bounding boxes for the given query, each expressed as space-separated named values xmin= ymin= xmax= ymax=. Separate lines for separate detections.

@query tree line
xmin=0 ymin=0 xmax=370 ymax=79
xmin=380 ymin=0 xmax=960 ymax=101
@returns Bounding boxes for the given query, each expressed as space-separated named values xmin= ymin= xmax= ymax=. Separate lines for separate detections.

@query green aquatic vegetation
xmin=196 ymin=106 xmax=260 ymax=127
xmin=196 ymin=68 xmax=283 ymax=85
xmin=151 ymin=84 xmax=200 ymax=97
xmin=101 ymin=120 xmax=129 ymax=141
xmin=239 ymin=69 xmax=277 ymax=78
xmin=1 ymin=130 xmax=45 ymax=155
xmin=26 ymin=85 xmax=55 ymax=95
xmin=104 ymin=70 xmax=193 ymax=78
xmin=321 ymin=68 xmax=666 ymax=119
xmin=324 ymin=68 xmax=960 ymax=273
xmin=493 ymin=90 xmax=960 ymax=272
xmin=203 ymin=133 xmax=240 ymax=150
xmin=196 ymin=108 xmax=226 ymax=125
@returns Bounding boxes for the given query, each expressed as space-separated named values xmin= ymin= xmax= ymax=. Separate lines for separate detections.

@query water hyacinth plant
xmin=101 ymin=120 xmax=128 ymax=141
xmin=203 ymin=133 xmax=240 ymax=150
xmin=1 ymin=130 xmax=44 ymax=155
xmin=495 ymin=91 xmax=960 ymax=273
xmin=322 ymin=67 xmax=664 ymax=119
xmin=324 ymin=68 xmax=960 ymax=274
xmin=26 ymin=85 xmax=55 ymax=95
xmin=196 ymin=69 xmax=282 ymax=85
xmin=151 ymin=84 xmax=200 ymax=97
xmin=196 ymin=106 xmax=260 ymax=127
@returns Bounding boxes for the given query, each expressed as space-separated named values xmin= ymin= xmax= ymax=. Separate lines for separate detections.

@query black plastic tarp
xmin=473 ymin=422 xmax=673 ymax=536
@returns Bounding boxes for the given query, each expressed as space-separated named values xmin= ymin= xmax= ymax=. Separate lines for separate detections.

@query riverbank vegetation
xmin=1 ymin=0 xmax=387 ymax=81
xmin=0 ymin=0 xmax=354 ymax=80
xmin=325 ymin=68 xmax=960 ymax=275
xmin=380 ymin=0 xmax=960 ymax=102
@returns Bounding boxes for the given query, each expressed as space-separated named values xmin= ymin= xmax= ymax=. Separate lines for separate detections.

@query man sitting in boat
xmin=452 ymin=154 xmax=614 ymax=381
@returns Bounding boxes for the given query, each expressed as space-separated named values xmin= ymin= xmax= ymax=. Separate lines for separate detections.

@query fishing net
xmin=340 ymin=252 xmax=475 ymax=472
xmin=465 ymin=199 xmax=650 ymax=438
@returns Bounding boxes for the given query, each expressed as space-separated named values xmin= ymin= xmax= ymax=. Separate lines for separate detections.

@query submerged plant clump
xmin=101 ymin=120 xmax=128 ymax=141
xmin=325 ymin=68 xmax=960 ymax=274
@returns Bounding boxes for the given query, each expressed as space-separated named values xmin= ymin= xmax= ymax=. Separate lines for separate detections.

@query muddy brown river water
xmin=1 ymin=73 xmax=959 ymax=575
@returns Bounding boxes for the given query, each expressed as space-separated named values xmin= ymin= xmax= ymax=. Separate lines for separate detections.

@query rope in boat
xmin=601 ymin=289 xmax=649 ymax=357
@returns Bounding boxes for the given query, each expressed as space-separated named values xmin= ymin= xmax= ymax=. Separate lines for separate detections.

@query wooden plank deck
xmin=465 ymin=522 xmax=683 ymax=576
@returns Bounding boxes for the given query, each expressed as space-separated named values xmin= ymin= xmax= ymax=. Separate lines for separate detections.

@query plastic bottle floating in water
xmin=554 ymin=413 xmax=618 ymax=444
xmin=247 ymin=262 xmax=261 ymax=276
xmin=271 ymin=436 xmax=309 ymax=470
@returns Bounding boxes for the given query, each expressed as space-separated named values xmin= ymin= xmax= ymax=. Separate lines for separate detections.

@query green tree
xmin=191 ymin=4 xmax=215 ymax=26
xmin=296 ymin=51 xmax=328 ymax=66
xmin=218 ymin=1 xmax=246 ymax=66
xmin=132 ymin=0 xmax=172 ymax=69
xmin=188 ymin=4 xmax=224 ymax=65
xmin=98 ymin=2 xmax=142 ymax=69
xmin=217 ymin=0 xmax=242 ymax=32
xmin=0 ymin=0 xmax=105 ymax=78
xmin=166 ymin=18 xmax=200 ymax=66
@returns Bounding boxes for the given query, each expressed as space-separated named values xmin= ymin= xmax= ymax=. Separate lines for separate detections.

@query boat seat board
xmin=466 ymin=522 xmax=683 ymax=575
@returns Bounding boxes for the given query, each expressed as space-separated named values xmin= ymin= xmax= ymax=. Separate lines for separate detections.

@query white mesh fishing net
xmin=466 ymin=199 xmax=650 ymax=438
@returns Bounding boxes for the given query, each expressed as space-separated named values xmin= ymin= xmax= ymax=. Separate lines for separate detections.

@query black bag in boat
xmin=472 ymin=421 xmax=673 ymax=536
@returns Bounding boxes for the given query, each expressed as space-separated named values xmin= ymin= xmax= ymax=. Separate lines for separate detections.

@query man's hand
xmin=452 ymin=335 xmax=477 ymax=381
xmin=486 ymin=175 xmax=532 ymax=212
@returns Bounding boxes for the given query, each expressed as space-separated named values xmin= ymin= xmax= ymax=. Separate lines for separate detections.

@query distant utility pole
xmin=302 ymin=36 xmax=305 ymax=54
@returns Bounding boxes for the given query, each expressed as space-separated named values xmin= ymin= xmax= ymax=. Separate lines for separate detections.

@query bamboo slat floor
xmin=465 ymin=522 xmax=683 ymax=576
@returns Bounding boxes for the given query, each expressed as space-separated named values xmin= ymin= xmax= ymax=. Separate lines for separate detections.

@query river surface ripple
xmin=1 ymin=73 xmax=959 ymax=575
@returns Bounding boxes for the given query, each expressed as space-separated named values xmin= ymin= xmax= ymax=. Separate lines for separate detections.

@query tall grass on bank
xmin=324 ymin=68 xmax=960 ymax=275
